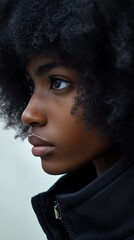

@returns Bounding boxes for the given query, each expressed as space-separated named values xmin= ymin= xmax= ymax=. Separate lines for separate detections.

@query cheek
xmin=65 ymin=130 xmax=108 ymax=160
xmin=47 ymin=101 xmax=111 ymax=162
xmin=55 ymin=117 xmax=109 ymax=161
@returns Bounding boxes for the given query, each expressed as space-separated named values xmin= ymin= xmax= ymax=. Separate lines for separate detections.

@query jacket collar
xmin=32 ymin=155 xmax=134 ymax=239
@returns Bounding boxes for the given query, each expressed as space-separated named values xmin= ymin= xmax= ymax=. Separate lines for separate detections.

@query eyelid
xmin=50 ymin=74 xmax=71 ymax=81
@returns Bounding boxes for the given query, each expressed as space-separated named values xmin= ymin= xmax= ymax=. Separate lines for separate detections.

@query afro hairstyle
xmin=0 ymin=0 xmax=134 ymax=154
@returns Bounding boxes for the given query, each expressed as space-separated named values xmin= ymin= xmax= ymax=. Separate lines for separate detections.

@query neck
xmin=93 ymin=147 xmax=124 ymax=176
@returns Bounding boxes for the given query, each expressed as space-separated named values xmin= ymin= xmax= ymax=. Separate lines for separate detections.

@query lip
xmin=28 ymin=134 xmax=55 ymax=157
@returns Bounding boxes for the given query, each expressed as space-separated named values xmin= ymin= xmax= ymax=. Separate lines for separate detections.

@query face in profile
xmin=21 ymin=53 xmax=111 ymax=175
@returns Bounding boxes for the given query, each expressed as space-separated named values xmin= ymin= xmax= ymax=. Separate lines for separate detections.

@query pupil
xmin=55 ymin=80 xmax=61 ymax=88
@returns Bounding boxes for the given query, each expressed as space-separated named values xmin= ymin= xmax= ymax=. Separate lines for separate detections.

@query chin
xmin=41 ymin=159 xmax=67 ymax=175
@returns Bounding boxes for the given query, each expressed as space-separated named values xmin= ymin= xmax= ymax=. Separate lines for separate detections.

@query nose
xmin=21 ymin=95 xmax=47 ymax=127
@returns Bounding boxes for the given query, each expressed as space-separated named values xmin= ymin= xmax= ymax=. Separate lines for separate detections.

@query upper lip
xmin=28 ymin=133 xmax=54 ymax=147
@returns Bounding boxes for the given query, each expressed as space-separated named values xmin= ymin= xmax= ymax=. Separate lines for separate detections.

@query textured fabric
xmin=32 ymin=156 xmax=134 ymax=239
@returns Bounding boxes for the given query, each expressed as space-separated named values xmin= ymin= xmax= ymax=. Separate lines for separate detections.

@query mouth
xmin=28 ymin=134 xmax=55 ymax=157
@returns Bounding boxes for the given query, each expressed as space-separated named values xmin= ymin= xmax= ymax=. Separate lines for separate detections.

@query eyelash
xmin=49 ymin=77 xmax=71 ymax=90
xmin=26 ymin=75 xmax=72 ymax=96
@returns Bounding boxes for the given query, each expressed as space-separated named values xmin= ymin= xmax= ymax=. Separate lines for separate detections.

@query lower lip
xmin=32 ymin=146 xmax=55 ymax=157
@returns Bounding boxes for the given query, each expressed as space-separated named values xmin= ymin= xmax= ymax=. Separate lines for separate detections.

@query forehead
xmin=26 ymin=51 xmax=80 ymax=78
xmin=26 ymin=51 xmax=59 ymax=69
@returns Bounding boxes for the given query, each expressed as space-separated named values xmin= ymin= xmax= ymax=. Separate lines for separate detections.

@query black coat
xmin=32 ymin=155 xmax=134 ymax=239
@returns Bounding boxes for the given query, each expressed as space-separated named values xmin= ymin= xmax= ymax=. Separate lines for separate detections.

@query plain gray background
xmin=0 ymin=122 xmax=60 ymax=240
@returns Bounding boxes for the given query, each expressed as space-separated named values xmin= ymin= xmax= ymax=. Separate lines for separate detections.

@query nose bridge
xmin=21 ymin=93 xmax=46 ymax=126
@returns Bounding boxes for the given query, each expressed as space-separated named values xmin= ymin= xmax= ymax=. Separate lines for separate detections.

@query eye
xmin=50 ymin=77 xmax=71 ymax=90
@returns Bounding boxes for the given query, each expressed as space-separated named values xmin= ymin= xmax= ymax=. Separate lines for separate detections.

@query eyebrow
xmin=34 ymin=62 xmax=72 ymax=77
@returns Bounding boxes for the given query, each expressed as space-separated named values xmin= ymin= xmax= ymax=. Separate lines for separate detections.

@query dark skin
xmin=21 ymin=53 xmax=119 ymax=176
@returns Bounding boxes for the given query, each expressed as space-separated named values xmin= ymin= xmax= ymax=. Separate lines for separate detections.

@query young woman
xmin=0 ymin=0 xmax=134 ymax=239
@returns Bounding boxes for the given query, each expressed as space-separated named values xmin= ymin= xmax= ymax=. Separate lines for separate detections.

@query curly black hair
xmin=0 ymin=0 xmax=134 ymax=153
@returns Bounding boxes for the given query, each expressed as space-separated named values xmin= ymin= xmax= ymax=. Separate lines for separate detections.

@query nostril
xmin=30 ymin=122 xmax=39 ymax=127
